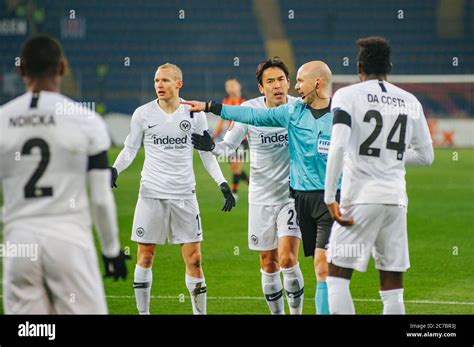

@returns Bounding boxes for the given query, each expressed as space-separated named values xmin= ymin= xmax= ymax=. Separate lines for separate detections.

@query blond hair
xmin=157 ymin=63 xmax=183 ymax=81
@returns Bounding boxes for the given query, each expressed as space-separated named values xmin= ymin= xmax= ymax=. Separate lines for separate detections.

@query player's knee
xmin=260 ymin=253 xmax=279 ymax=273
xmin=137 ymin=249 xmax=155 ymax=268
xmin=279 ymin=254 xmax=296 ymax=269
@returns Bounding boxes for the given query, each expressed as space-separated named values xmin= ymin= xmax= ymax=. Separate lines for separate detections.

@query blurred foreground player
xmin=324 ymin=36 xmax=434 ymax=314
xmin=0 ymin=35 xmax=127 ymax=314
xmin=110 ymin=63 xmax=235 ymax=314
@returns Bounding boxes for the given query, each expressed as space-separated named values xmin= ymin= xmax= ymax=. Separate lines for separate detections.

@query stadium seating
xmin=0 ymin=0 xmax=472 ymax=116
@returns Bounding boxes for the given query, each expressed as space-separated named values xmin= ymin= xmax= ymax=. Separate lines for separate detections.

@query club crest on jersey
xmin=317 ymin=135 xmax=330 ymax=157
xmin=136 ymin=227 xmax=145 ymax=237
xmin=179 ymin=120 xmax=191 ymax=131
xmin=250 ymin=234 xmax=258 ymax=245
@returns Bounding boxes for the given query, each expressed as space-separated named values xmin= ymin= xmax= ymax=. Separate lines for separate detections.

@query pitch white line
xmin=105 ymin=295 xmax=474 ymax=306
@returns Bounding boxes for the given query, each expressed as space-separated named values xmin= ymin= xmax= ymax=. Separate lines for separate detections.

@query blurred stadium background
xmin=0 ymin=0 xmax=473 ymax=314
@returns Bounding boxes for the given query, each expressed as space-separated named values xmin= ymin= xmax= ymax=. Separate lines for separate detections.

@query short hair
xmin=225 ymin=77 xmax=241 ymax=84
xmin=157 ymin=63 xmax=183 ymax=81
xmin=256 ymin=57 xmax=290 ymax=86
xmin=20 ymin=34 xmax=63 ymax=78
xmin=357 ymin=36 xmax=392 ymax=76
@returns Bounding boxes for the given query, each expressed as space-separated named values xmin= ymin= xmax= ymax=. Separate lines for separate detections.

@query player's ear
xmin=58 ymin=59 xmax=66 ymax=77
xmin=257 ymin=83 xmax=264 ymax=95
xmin=357 ymin=62 xmax=362 ymax=74
xmin=388 ymin=62 xmax=393 ymax=74
xmin=176 ymin=79 xmax=183 ymax=89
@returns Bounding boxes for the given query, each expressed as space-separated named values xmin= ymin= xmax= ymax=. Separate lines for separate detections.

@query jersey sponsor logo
xmin=136 ymin=227 xmax=145 ymax=237
xmin=250 ymin=234 xmax=259 ymax=245
xmin=179 ymin=120 xmax=191 ymax=131
xmin=317 ymin=134 xmax=330 ymax=157
xmin=152 ymin=135 xmax=188 ymax=145
xmin=258 ymin=133 xmax=288 ymax=145
xmin=9 ymin=114 xmax=55 ymax=127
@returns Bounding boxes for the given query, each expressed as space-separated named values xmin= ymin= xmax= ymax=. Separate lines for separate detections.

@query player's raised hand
xmin=192 ymin=130 xmax=215 ymax=151
xmin=180 ymin=100 xmax=207 ymax=112
xmin=103 ymin=249 xmax=130 ymax=281
xmin=220 ymin=182 xmax=236 ymax=212
xmin=110 ymin=166 xmax=118 ymax=188
xmin=327 ymin=201 xmax=354 ymax=226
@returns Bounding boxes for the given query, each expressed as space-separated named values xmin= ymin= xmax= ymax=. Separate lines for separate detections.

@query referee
xmin=183 ymin=60 xmax=340 ymax=314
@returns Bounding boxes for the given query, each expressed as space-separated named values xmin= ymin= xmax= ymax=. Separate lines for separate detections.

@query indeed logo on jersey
xmin=152 ymin=134 xmax=187 ymax=149
xmin=259 ymin=133 xmax=288 ymax=146
xmin=317 ymin=135 xmax=330 ymax=157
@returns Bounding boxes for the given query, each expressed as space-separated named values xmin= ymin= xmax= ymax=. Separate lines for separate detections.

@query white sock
xmin=134 ymin=265 xmax=152 ymax=314
xmin=185 ymin=274 xmax=207 ymax=315
xmin=380 ymin=288 xmax=405 ymax=314
xmin=261 ymin=269 xmax=285 ymax=314
xmin=327 ymin=276 xmax=355 ymax=314
xmin=281 ymin=263 xmax=304 ymax=314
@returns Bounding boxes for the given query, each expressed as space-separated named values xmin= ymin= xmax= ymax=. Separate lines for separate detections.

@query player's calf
xmin=134 ymin=243 xmax=156 ymax=315
xmin=379 ymin=271 xmax=405 ymax=314
xmin=314 ymin=248 xmax=330 ymax=314
xmin=259 ymin=250 xmax=284 ymax=314
xmin=327 ymin=263 xmax=355 ymax=314
xmin=182 ymin=242 xmax=206 ymax=314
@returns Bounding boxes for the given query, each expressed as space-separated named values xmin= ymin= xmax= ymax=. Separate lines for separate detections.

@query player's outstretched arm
xmin=181 ymin=100 xmax=290 ymax=128
xmin=88 ymin=153 xmax=130 ymax=280
xmin=110 ymin=146 xmax=139 ymax=188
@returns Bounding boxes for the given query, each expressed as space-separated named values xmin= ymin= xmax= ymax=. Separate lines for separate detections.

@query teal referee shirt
xmin=220 ymin=99 xmax=341 ymax=191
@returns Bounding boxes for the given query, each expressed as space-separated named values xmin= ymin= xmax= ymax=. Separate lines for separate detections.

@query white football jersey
xmin=0 ymin=91 xmax=110 ymax=248
xmin=221 ymin=95 xmax=298 ymax=205
xmin=124 ymin=99 xmax=209 ymax=199
xmin=332 ymin=80 xmax=432 ymax=207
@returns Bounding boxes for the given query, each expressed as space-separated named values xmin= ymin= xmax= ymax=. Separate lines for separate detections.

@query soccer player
xmin=212 ymin=77 xmax=249 ymax=198
xmin=183 ymin=60 xmax=338 ymax=314
xmin=191 ymin=57 xmax=304 ymax=314
xmin=110 ymin=63 xmax=235 ymax=315
xmin=0 ymin=35 xmax=127 ymax=314
xmin=324 ymin=36 xmax=434 ymax=314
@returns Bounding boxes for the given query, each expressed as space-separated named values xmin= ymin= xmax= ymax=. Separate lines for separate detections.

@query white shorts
xmin=248 ymin=201 xmax=302 ymax=251
xmin=327 ymin=204 xmax=410 ymax=272
xmin=131 ymin=197 xmax=202 ymax=245
xmin=3 ymin=229 xmax=107 ymax=314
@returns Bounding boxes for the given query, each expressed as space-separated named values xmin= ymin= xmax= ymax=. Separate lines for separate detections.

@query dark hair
xmin=20 ymin=34 xmax=63 ymax=78
xmin=256 ymin=57 xmax=289 ymax=86
xmin=356 ymin=36 xmax=391 ymax=76
xmin=225 ymin=77 xmax=241 ymax=84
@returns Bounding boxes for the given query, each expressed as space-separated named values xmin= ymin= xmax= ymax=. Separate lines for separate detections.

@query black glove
xmin=191 ymin=130 xmax=215 ymax=151
xmin=110 ymin=166 xmax=118 ymax=188
xmin=103 ymin=249 xmax=130 ymax=281
xmin=220 ymin=182 xmax=236 ymax=212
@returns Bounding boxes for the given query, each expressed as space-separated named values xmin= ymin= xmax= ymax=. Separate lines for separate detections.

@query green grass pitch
xmin=1 ymin=148 xmax=473 ymax=314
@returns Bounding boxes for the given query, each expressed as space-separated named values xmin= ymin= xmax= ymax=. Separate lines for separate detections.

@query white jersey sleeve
xmin=213 ymin=121 xmax=248 ymax=156
xmin=124 ymin=108 xmax=145 ymax=149
xmin=195 ymin=112 xmax=227 ymax=186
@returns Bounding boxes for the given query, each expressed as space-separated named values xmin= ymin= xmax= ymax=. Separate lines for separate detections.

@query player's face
xmin=225 ymin=79 xmax=242 ymax=98
xmin=294 ymin=69 xmax=317 ymax=104
xmin=154 ymin=68 xmax=182 ymax=101
xmin=258 ymin=67 xmax=290 ymax=107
